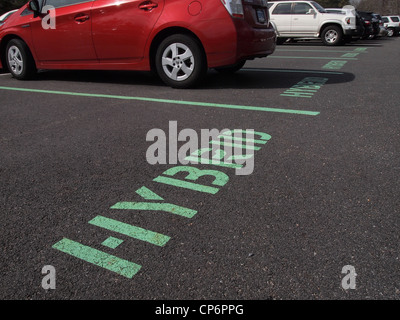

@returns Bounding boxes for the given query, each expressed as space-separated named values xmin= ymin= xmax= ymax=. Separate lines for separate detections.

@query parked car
xmin=0 ymin=0 xmax=276 ymax=88
xmin=382 ymin=16 xmax=400 ymax=37
xmin=0 ymin=9 xmax=18 ymax=26
xmin=372 ymin=14 xmax=388 ymax=37
xmin=358 ymin=11 xmax=380 ymax=39
xmin=268 ymin=1 xmax=360 ymax=46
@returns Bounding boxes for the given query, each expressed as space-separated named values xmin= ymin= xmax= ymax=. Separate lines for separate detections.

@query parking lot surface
xmin=1 ymin=37 xmax=400 ymax=301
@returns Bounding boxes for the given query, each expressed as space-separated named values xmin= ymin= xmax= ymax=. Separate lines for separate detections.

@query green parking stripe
xmin=242 ymin=68 xmax=344 ymax=75
xmin=275 ymin=49 xmax=367 ymax=53
xmin=52 ymin=238 xmax=141 ymax=278
xmin=270 ymin=56 xmax=358 ymax=60
xmin=89 ymin=216 xmax=170 ymax=247
xmin=0 ymin=86 xmax=320 ymax=116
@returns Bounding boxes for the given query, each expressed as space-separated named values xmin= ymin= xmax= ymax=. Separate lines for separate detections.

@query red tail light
xmin=221 ymin=0 xmax=244 ymax=19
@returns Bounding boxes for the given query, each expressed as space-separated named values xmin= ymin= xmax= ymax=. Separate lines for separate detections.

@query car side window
xmin=272 ymin=3 xmax=292 ymax=14
xmin=293 ymin=3 xmax=313 ymax=14
xmin=44 ymin=0 xmax=93 ymax=9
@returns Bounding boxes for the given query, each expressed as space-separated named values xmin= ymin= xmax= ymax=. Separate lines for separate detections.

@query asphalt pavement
xmin=1 ymin=37 xmax=400 ymax=303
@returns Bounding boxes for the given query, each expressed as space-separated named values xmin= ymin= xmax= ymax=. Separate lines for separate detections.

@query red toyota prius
xmin=0 ymin=0 xmax=276 ymax=88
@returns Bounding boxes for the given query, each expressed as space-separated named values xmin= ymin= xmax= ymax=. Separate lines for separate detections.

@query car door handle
xmin=139 ymin=1 xmax=158 ymax=11
xmin=74 ymin=14 xmax=90 ymax=23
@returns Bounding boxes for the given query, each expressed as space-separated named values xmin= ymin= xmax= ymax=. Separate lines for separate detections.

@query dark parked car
xmin=358 ymin=11 xmax=380 ymax=39
xmin=372 ymin=14 xmax=388 ymax=37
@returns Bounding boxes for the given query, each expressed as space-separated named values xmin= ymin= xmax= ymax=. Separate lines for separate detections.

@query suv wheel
xmin=155 ymin=34 xmax=206 ymax=89
xmin=321 ymin=26 xmax=343 ymax=46
xmin=387 ymin=28 xmax=394 ymax=37
xmin=6 ymin=39 xmax=36 ymax=80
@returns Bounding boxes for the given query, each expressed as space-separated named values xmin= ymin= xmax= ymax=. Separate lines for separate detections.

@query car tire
xmin=321 ymin=25 xmax=343 ymax=46
xmin=6 ymin=39 xmax=36 ymax=80
xmin=155 ymin=34 xmax=206 ymax=89
xmin=387 ymin=28 xmax=394 ymax=37
xmin=214 ymin=60 xmax=246 ymax=74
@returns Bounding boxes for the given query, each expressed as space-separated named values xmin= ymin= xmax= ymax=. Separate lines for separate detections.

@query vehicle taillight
xmin=345 ymin=18 xmax=351 ymax=24
xmin=220 ymin=0 xmax=244 ymax=19
xmin=365 ymin=20 xmax=370 ymax=25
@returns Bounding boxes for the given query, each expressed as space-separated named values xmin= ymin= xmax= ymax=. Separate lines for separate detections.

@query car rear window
xmin=391 ymin=16 xmax=400 ymax=22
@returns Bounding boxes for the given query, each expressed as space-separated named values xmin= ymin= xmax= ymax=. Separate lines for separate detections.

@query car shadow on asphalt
xmin=276 ymin=39 xmax=391 ymax=46
xmin=29 ymin=68 xmax=355 ymax=90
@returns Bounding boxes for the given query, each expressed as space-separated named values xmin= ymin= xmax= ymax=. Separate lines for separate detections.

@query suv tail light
xmin=221 ymin=0 xmax=244 ymax=19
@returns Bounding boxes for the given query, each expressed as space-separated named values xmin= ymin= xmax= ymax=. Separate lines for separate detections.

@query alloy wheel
xmin=161 ymin=43 xmax=195 ymax=82
xmin=325 ymin=30 xmax=338 ymax=44
xmin=8 ymin=45 xmax=24 ymax=75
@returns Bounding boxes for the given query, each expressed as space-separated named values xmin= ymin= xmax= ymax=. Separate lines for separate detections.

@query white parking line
xmin=0 ymin=73 xmax=10 ymax=76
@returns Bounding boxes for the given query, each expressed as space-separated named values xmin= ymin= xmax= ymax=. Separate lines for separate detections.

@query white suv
xmin=268 ymin=1 xmax=360 ymax=45
xmin=382 ymin=16 xmax=400 ymax=37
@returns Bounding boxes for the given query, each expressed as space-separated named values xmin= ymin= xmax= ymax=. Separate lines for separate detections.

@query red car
xmin=0 ymin=0 xmax=276 ymax=88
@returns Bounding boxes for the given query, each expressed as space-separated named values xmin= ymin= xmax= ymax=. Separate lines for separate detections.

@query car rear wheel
xmin=321 ymin=26 xmax=343 ymax=46
xmin=155 ymin=34 xmax=206 ymax=89
xmin=6 ymin=39 xmax=36 ymax=80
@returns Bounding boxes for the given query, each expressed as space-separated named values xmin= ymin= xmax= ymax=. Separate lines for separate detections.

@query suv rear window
xmin=391 ymin=17 xmax=400 ymax=22
xmin=272 ymin=3 xmax=292 ymax=14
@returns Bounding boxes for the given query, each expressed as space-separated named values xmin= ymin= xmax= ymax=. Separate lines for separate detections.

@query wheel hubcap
xmin=162 ymin=43 xmax=194 ymax=81
xmin=8 ymin=46 xmax=23 ymax=75
xmin=325 ymin=30 xmax=338 ymax=43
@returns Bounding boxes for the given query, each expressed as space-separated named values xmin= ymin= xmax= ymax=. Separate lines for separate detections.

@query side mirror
xmin=307 ymin=9 xmax=316 ymax=15
xmin=28 ymin=0 xmax=41 ymax=17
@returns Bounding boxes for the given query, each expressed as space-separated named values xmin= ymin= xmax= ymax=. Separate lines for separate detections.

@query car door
xmin=30 ymin=0 xmax=97 ymax=62
xmin=270 ymin=2 xmax=293 ymax=36
xmin=290 ymin=2 xmax=319 ymax=35
xmin=91 ymin=0 xmax=165 ymax=62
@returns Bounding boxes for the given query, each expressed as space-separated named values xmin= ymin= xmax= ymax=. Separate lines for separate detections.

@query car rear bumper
xmin=234 ymin=20 xmax=276 ymax=61
xmin=344 ymin=27 xmax=363 ymax=37
xmin=200 ymin=18 xmax=276 ymax=68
